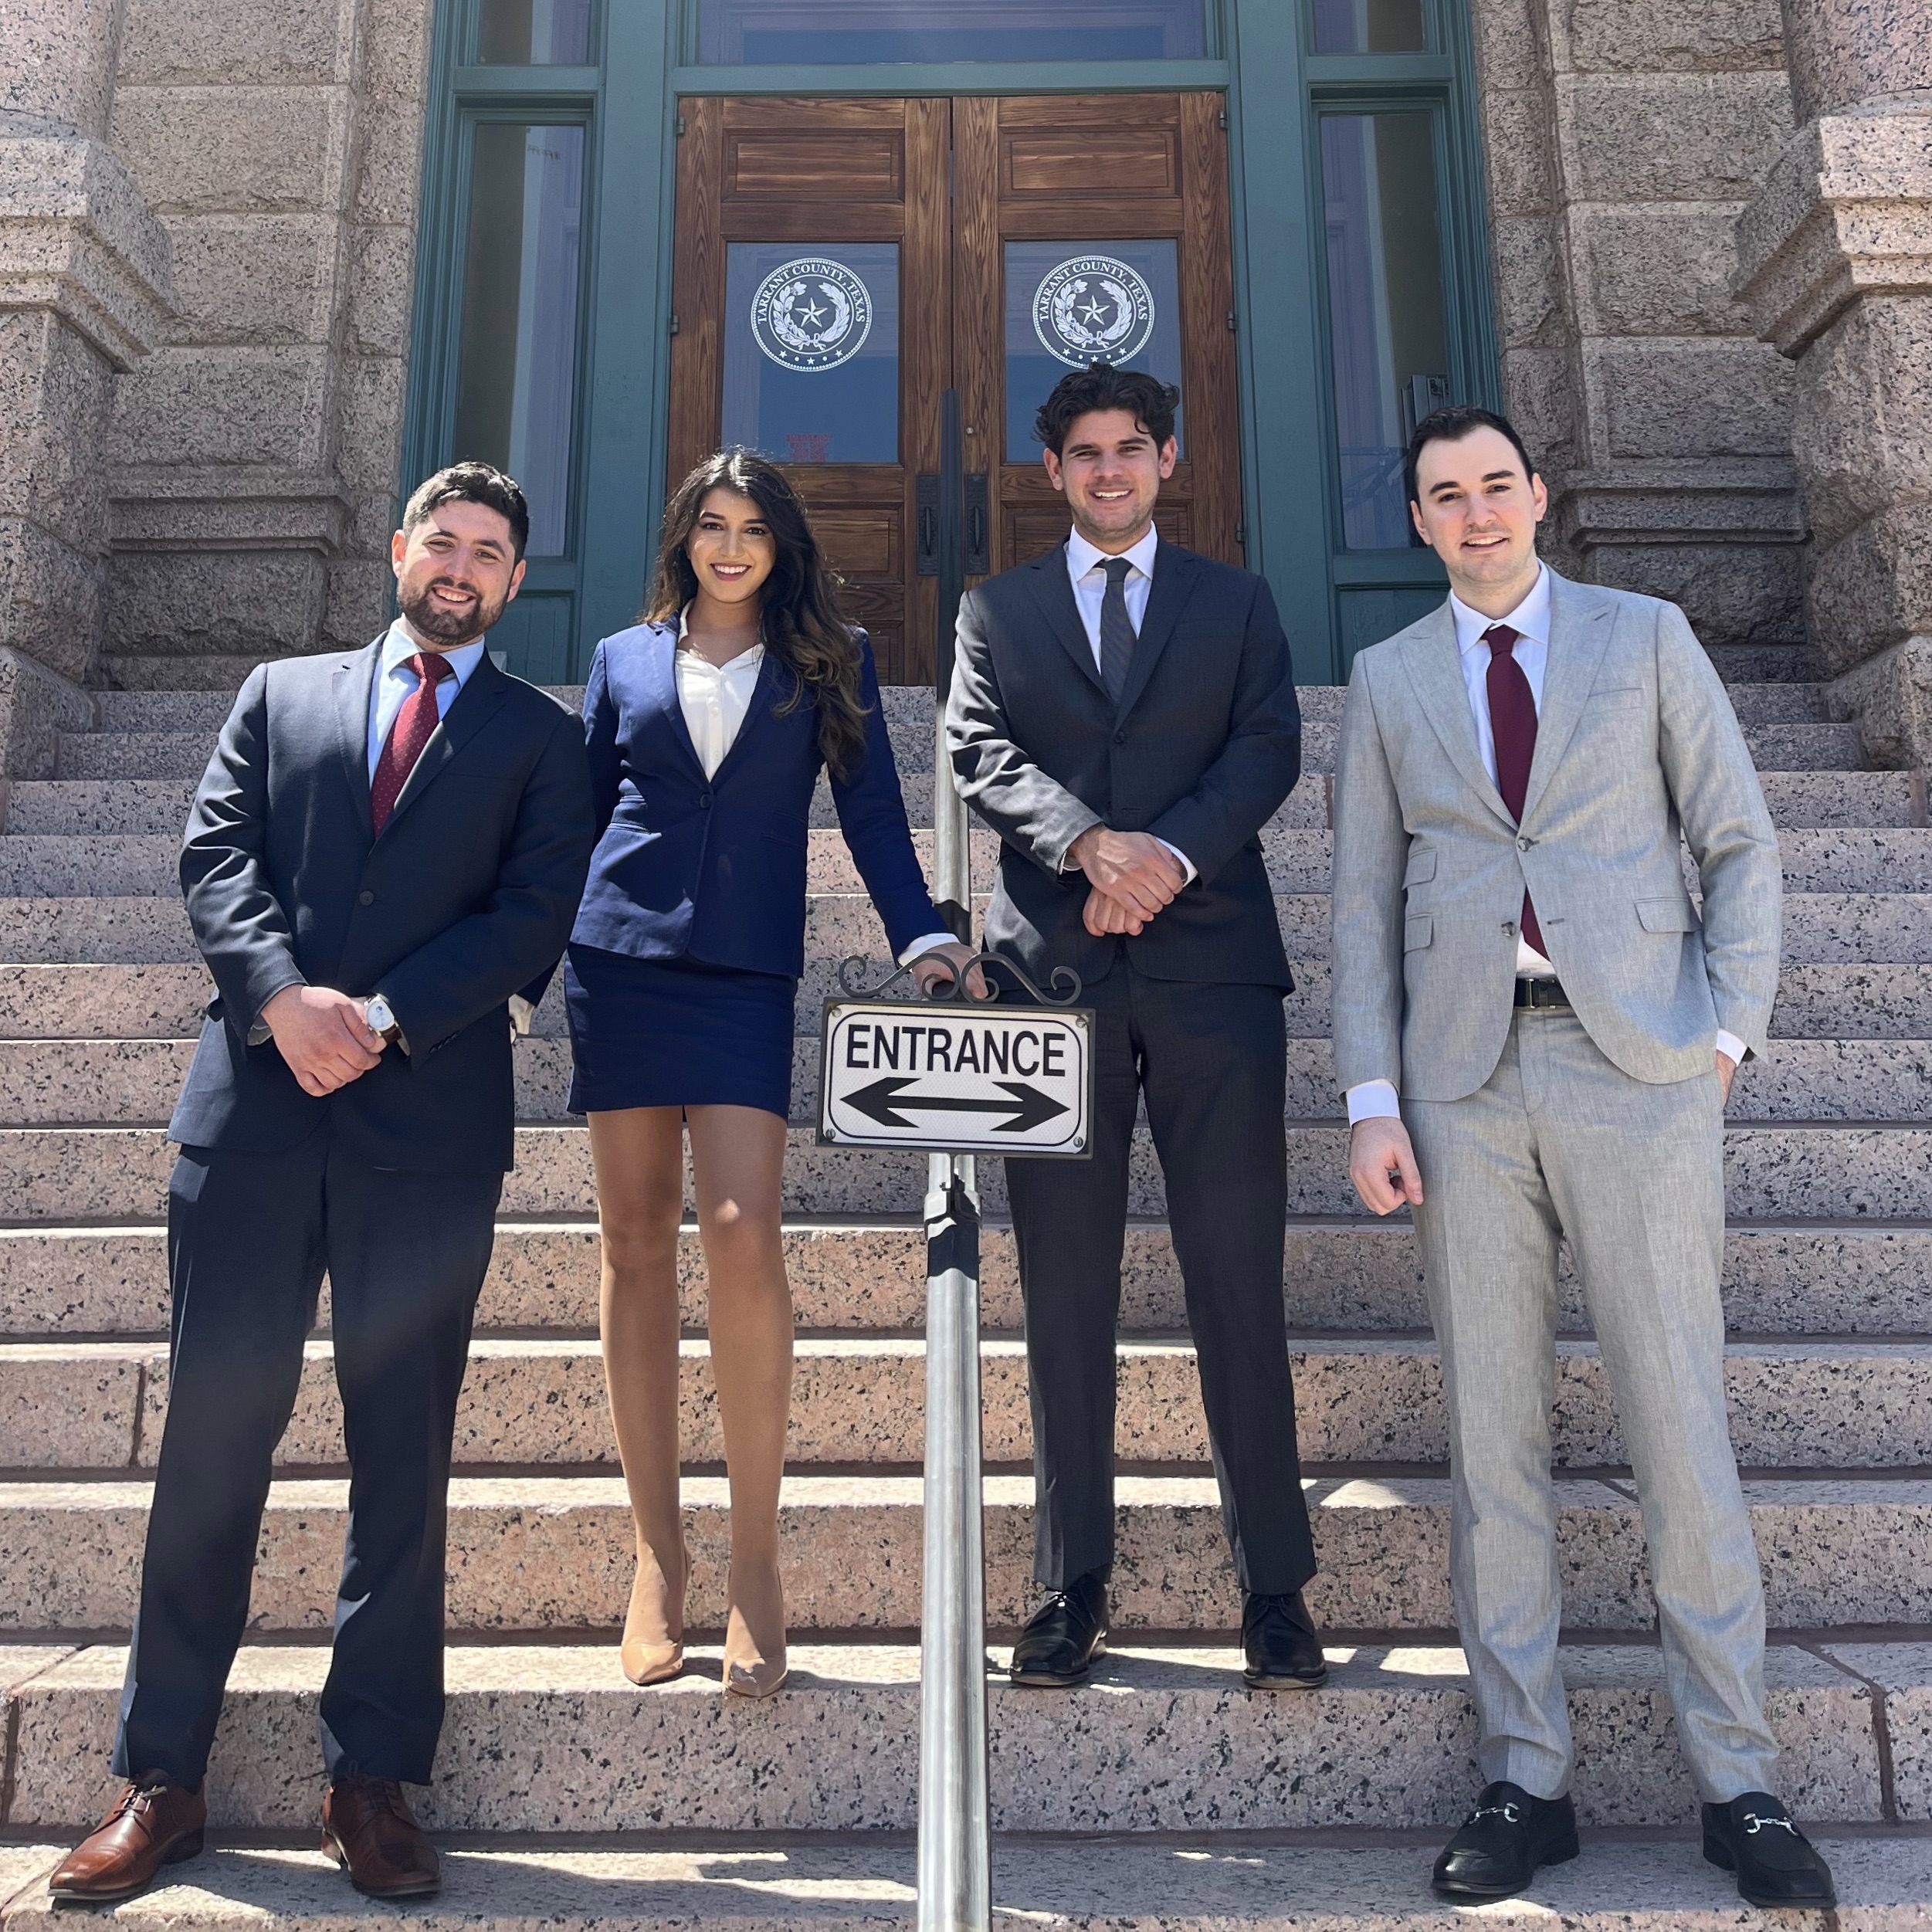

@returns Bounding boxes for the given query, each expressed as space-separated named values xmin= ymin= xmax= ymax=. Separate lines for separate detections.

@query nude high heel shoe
xmin=721 ymin=1565 xmax=788 ymax=1699
xmin=619 ymin=1551 xmax=686 ymax=1686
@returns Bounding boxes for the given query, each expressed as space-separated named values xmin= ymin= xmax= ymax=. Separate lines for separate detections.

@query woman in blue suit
xmin=569 ymin=452 xmax=976 ymax=1697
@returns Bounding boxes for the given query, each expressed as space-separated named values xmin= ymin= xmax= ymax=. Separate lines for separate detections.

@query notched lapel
xmin=1115 ymin=542 xmax=1196 ymax=719
xmin=1401 ymin=612 xmax=1513 ymax=826
xmin=650 ymin=622 xmax=710 ymax=781
xmin=1026 ymin=551 xmax=1108 ymax=697
xmin=334 ymin=642 xmax=381 ymax=843
xmin=379 ymin=657 xmax=510 ymax=836
xmin=1520 ymin=578 xmax=1614 ymax=825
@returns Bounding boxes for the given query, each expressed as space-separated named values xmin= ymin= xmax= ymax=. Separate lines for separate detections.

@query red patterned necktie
xmin=1483 ymin=622 xmax=1547 ymax=958
xmin=371 ymin=651 xmax=453 ymax=833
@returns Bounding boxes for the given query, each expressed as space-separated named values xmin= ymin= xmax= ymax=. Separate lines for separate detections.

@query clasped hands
xmin=262 ymin=985 xmax=385 ymax=1097
xmin=1070 ymin=825 xmax=1186 ymax=937
xmin=1347 ymin=1049 xmax=1738 ymax=1216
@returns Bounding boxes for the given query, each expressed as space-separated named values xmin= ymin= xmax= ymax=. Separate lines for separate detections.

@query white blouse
xmin=675 ymin=607 xmax=764 ymax=779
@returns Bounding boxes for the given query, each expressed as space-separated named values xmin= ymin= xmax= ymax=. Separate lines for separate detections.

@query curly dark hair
xmin=1033 ymin=362 xmax=1181 ymax=456
xmin=1404 ymin=405 xmax=1538 ymax=509
xmin=646 ymin=450 xmax=870 ymax=781
xmin=402 ymin=461 xmax=530 ymax=561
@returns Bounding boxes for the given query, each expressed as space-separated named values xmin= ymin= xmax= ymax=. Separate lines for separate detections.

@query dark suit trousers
xmin=114 ymin=1130 xmax=500 ymax=1791
xmin=1004 ymin=954 xmax=1316 ymax=1595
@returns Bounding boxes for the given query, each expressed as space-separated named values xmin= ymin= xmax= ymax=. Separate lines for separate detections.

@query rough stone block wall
xmin=1469 ymin=0 xmax=1808 ymax=656
xmin=97 ymin=0 xmax=433 ymax=689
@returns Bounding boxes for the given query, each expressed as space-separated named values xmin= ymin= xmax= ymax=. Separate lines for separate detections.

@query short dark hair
xmin=1404 ymin=405 xmax=1537 ymax=510
xmin=1034 ymin=362 xmax=1180 ymax=456
xmin=402 ymin=460 xmax=531 ymax=561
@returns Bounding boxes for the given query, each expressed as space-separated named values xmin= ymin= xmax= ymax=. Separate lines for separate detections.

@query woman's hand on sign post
xmin=911 ymin=941 xmax=988 ymax=1001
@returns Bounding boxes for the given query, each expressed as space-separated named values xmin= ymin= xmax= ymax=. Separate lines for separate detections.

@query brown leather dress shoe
xmin=48 ymin=1775 xmax=207 ymax=1902
xmin=320 ymin=1775 xmax=440 ymax=1900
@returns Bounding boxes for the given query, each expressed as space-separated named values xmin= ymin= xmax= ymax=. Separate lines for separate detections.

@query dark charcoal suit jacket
xmin=944 ymin=538 xmax=1301 ymax=991
xmin=168 ymin=639 xmax=595 ymax=1172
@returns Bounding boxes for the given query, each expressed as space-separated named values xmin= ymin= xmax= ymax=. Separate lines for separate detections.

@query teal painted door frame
xmin=404 ymin=0 xmax=1498 ymax=683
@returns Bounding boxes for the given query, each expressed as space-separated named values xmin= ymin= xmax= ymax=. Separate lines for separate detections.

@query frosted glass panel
xmin=453 ymin=124 xmax=585 ymax=555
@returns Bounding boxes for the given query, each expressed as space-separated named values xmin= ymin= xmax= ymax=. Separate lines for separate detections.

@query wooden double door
xmin=668 ymin=93 xmax=1240 ymax=685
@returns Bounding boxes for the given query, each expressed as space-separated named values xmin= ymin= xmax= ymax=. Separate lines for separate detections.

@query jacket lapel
xmin=378 ymin=652 xmax=510 ymax=837
xmin=1520 ymin=571 xmax=1613 ymax=825
xmin=1026 ymin=548 xmax=1109 ymax=698
xmin=334 ymin=639 xmax=383 ymax=843
xmin=1400 ymin=604 xmax=1515 ymax=828
xmin=649 ymin=620 xmax=710 ymax=782
xmin=1115 ymin=540 xmax=1196 ymax=720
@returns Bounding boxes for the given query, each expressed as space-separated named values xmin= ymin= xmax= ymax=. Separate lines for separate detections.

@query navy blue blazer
xmin=169 ymin=640 xmax=595 ymax=1171
xmin=571 ymin=620 xmax=942 ymax=978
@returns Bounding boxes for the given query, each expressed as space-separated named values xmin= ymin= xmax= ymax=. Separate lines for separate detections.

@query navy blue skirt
xmin=563 ymin=944 xmax=796 ymax=1119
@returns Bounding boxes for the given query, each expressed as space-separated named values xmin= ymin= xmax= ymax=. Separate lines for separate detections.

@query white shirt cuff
xmin=1346 ymin=1079 xmax=1402 ymax=1124
xmin=898 ymin=932 xmax=958 ymax=966
xmin=1714 ymin=1029 xmax=1747 ymax=1066
xmin=509 ymin=994 xmax=536 ymax=1038
xmin=1156 ymin=839 xmax=1197 ymax=886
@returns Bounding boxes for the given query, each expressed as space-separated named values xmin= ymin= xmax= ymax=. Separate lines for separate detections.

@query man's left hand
xmin=1083 ymin=887 xmax=1146 ymax=937
xmin=911 ymin=942 xmax=989 ymax=1000
xmin=1716 ymin=1048 xmax=1737 ymax=1105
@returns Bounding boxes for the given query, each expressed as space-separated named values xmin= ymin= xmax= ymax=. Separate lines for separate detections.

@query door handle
xmin=916 ymin=473 xmax=940 ymax=577
xmin=964 ymin=473 xmax=989 ymax=576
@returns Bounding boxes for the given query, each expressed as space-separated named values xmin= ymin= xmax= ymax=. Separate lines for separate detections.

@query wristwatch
xmin=364 ymin=994 xmax=402 ymax=1046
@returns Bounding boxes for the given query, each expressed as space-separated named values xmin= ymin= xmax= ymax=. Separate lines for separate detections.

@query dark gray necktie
xmin=1098 ymin=555 xmax=1136 ymax=703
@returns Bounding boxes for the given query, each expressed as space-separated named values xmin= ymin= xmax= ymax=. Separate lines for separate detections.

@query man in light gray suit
xmin=1331 ymin=407 xmax=1835 ymax=1910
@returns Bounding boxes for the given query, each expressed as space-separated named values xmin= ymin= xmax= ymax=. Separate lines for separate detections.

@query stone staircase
xmin=0 ymin=663 xmax=1930 ymax=1926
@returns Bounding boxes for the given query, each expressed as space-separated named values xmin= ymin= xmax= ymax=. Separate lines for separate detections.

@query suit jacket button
xmin=1517 ymin=836 xmax=1531 ymax=851
xmin=1113 ymin=730 xmax=1127 ymax=744
xmin=699 ymin=792 xmax=713 ymax=808
xmin=1502 ymin=920 xmax=1516 ymax=937
xmin=358 ymin=890 xmax=375 ymax=906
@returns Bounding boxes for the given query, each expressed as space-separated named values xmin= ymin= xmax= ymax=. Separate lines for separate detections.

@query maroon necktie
xmin=371 ymin=652 xmax=453 ymax=833
xmin=1483 ymin=622 xmax=1547 ymax=958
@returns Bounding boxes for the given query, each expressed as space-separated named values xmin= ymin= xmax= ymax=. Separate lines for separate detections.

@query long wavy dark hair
xmin=646 ymin=450 xmax=869 ymax=781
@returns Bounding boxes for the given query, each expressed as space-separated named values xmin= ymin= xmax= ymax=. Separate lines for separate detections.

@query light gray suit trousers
xmin=1332 ymin=571 xmax=1785 ymax=1803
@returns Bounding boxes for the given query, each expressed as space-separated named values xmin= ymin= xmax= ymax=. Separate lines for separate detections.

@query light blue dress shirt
xmin=367 ymin=620 xmax=486 ymax=779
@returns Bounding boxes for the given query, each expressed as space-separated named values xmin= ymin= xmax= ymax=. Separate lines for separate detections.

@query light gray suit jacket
xmin=1330 ymin=570 xmax=1781 ymax=1103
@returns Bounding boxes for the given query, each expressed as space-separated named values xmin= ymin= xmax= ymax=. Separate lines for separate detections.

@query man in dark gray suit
xmin=945 ymin=364 xmax=1321 ymax=1690
xmin=49 ymin=463 xmax=594 ymax=1907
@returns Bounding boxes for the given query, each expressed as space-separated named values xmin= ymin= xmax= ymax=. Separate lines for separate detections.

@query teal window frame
xmin=405 ymin=0 xmax=1496 ymax=682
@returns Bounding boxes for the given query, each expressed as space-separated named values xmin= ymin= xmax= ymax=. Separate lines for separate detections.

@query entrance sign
xmin=1032 ymin=253 xmax=1158 ymax=367
xmin=819 ymin=979 xmax=1093 ymax=1157
xmin=751 ymin=256 xmax=874 ymax=371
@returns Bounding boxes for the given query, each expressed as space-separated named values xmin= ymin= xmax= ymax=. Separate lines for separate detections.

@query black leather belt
xmin=1515 ymin=978 xmax=1571 ymax=1008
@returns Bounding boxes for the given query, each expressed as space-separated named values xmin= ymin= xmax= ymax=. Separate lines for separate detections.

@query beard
xmin=398 ymin=574 xmax=508 ymax=646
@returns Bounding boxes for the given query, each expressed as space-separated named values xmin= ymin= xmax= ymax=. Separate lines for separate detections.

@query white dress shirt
xmin=368 ymin=620 xmax=485 ymax=778
xmin=675 ymin=608 xmax=954 ymax=968
xmin=1346 ymin=565 xmax=1743 ymax=1124
xmin=1061 ymin=527 xmax=1195 ymax=883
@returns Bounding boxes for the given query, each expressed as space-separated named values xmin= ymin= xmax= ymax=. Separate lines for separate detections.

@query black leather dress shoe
xmin=1703 ymin=1793 xmax=1836 ymax=1908
xmin=1241 ymin=1591 xmax=1327 ymax=1688
xmin=1008 ymin=1571 xmax=1108 ymax=1686
xmin=1432 ymin=1781 xmax=1580 ymax=1900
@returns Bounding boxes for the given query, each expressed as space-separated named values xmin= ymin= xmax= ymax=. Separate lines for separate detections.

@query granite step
xmin=5 ymin=1122 xmax=1928 ymax=1222
xmin=5 ymin=1218 xmax=1928 ymax=1340
xmin=0 ymin=1634 xmax=1904 ymax=1831
xmin=1726 ymin=680 xmax=1827 ymax=723
xmin=4 ymin=888 xmax=1928 ymax=968
xmin=2 ymin=1032 xmax=1925 ymax=1127
xmin=4 ymin=960 xmax=1924 ymax=1044
xmin=0 ymin=1835 xmax=1920 ymax=1932
xmin=8 ymin=1333 xmax=1927 ymax=1474
xmin=1707 ymin=641 xmax=1818 ymax=683
xmin=14 ymin=765 xmax=1917 ymax=836
xmin=6 ymin=1474 xmax=1932 ymax=1638
xmin=5 ymin=828 xmax=1930 ymax=898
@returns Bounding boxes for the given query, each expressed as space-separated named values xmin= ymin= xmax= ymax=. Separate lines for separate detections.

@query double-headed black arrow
xmin=842 ymin=1076 xmax=1069 ymax=1134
